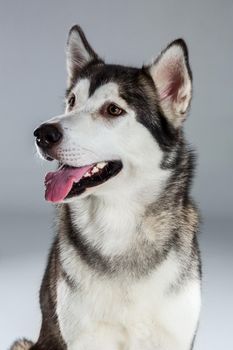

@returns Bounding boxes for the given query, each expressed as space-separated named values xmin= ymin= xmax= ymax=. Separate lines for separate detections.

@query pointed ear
xmin=147 ymin=39 xmax=192 ymax=128
xmin=66 ymin=25 xmax=102 ymax=86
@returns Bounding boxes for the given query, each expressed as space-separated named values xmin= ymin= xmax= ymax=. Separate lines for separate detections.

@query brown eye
xmin=107 ymin=103 xmax=124 ymax=117
xmin=68 ymin=93 xmax=76 ymax=108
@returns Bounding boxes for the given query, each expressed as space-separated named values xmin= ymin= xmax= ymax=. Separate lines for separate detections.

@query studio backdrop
xmin=0 ymin=1 xmax=232 ymax=349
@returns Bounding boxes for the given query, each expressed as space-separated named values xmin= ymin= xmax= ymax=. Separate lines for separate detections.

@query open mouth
xmin=44 ymin=160 xmax=123 ymax=203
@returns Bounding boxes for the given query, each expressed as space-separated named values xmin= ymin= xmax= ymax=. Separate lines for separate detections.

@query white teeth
xmin=91 ymin=166 xmax=99 ymax=174
xmin=97 ymin=162 xmax=107 ymax=169
xmin=83 ymin=162 xmax=108 ymax=179
xmin=83 ymin=172 xmax=92 ymax=178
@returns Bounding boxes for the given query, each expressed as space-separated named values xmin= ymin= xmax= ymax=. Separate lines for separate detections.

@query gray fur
xmin=10 ymin=25 xmax=201 ymax=350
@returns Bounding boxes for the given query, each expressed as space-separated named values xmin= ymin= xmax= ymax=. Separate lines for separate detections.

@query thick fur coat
xmin=11 ymin=25 xmax=201 ymax=350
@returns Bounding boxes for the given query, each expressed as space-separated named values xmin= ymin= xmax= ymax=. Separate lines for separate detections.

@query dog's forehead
xmin=71 ymin=64 xmax=141 ymax=101
xmin=74 ymin=79 xmax=120 ymax=103
xmin=87 ymin=64 xmax=139 ymax=97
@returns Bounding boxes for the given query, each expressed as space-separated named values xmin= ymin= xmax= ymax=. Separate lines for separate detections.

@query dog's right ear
xmin=66 ymin=25 xmax=102 ymax=86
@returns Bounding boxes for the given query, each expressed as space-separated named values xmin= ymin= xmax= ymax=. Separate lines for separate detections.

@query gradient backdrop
xmin=0 ymin=0 xmax=232 ymax=349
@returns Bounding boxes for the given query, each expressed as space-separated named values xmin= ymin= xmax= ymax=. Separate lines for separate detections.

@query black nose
xmin=34 ymin=123 xmax=62 ymax=149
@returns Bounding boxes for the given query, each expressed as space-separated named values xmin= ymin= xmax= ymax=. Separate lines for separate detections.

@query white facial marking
xmin=66 ymin=79 xmax=90 ymax=113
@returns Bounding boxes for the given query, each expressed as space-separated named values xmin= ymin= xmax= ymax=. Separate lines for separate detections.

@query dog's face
xmin=34 ymin=26 xmax=192 ymax=203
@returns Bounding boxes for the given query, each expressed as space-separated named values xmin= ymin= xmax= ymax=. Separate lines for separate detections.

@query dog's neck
xmin=57 ymin=178 xmax=189 ymax=278
xmin=67 ymin=191 xmax=145 ymax=257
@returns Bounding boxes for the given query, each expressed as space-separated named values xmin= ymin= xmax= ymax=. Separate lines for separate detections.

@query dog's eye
xmin=68 ymin=93 xmax=76 ymax=108
xmin=107 ymin=103 xmax=124 ymax=117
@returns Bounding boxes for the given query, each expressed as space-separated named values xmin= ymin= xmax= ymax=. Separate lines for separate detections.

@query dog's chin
xmin=60 ymin=185 xmax=103 ymax=203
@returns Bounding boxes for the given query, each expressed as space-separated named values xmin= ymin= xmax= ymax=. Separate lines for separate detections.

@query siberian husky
xmin=11 ymin=25 xmax=201 ymax=350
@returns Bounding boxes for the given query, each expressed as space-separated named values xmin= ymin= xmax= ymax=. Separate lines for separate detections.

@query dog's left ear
xmin=147 ymin=39 xmax=192 ymax=128
xmin=66 ymin=25 xmax=102 ymax=86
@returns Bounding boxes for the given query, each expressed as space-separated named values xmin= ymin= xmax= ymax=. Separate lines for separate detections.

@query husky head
xmin=34 ymin=25 xmax=192 ymax=204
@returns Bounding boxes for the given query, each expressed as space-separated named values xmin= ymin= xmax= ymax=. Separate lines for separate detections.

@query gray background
xmin=0 ymin=0 xmax=232 ymax=349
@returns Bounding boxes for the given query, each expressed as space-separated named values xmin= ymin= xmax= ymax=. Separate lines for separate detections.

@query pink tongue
xmin=45 ymin=165 xmax=93 ymax=203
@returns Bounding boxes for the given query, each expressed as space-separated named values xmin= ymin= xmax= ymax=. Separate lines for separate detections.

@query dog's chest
xmin=56 ymin=251 xmax=183 ymax=350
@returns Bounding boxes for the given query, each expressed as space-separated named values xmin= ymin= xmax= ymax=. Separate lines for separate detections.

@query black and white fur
xmin=11 ymin=25 xmax=201 ymax=350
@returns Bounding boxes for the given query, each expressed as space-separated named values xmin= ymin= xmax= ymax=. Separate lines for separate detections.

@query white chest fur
xmin=56 ymin=243 xmax=201 ymax=350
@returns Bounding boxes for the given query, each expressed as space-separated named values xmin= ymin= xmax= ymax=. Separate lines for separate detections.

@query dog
xmin=11 ymin=25 xmax=201 ymax=350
